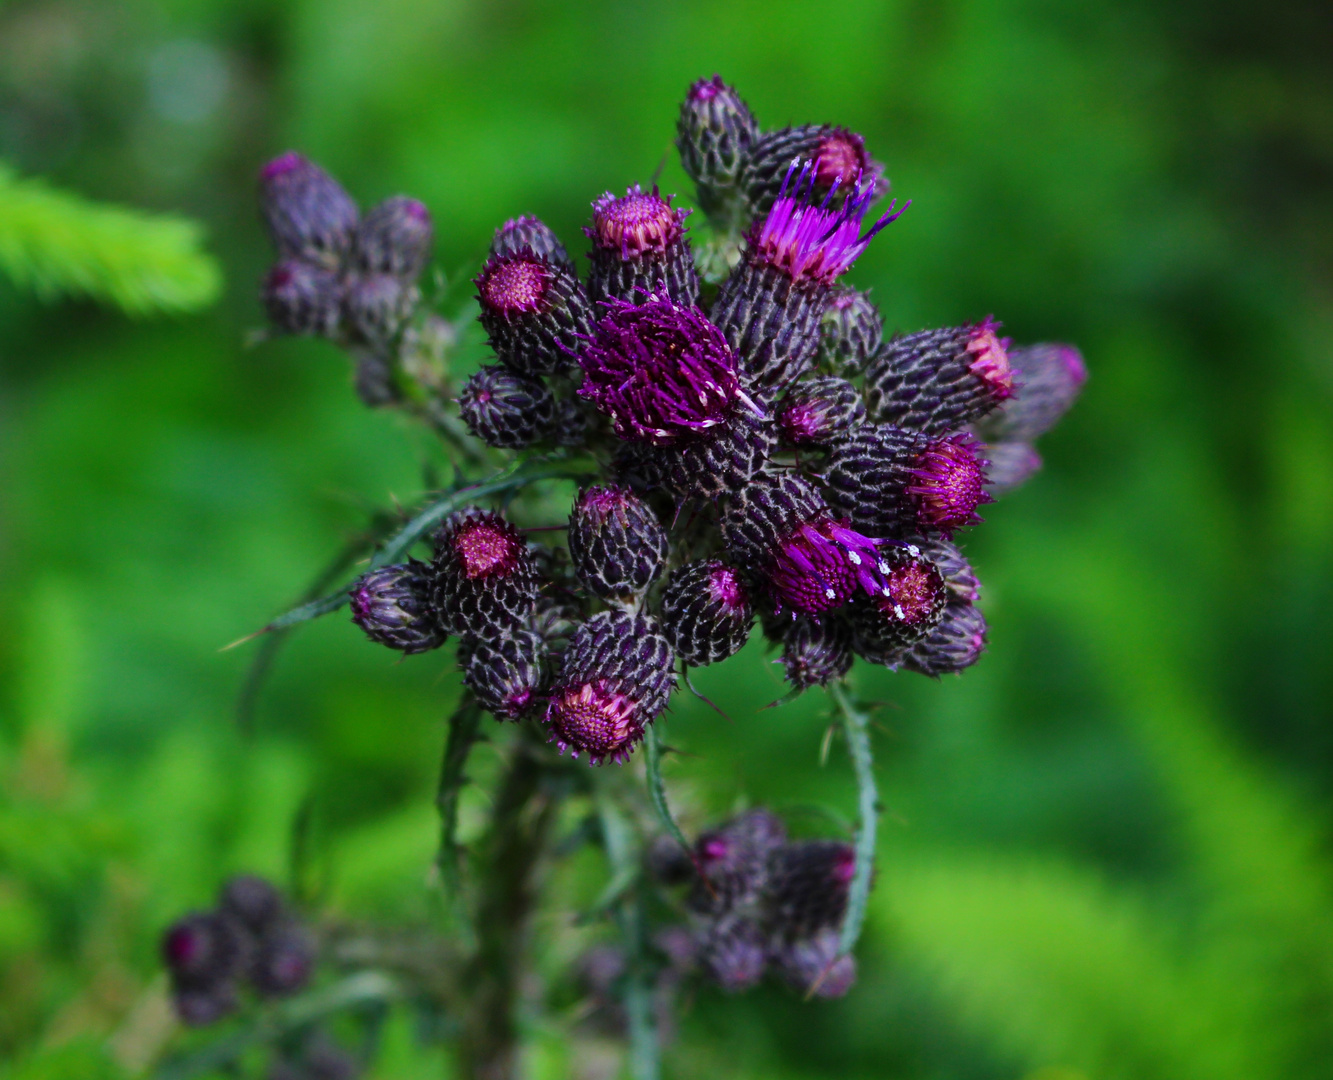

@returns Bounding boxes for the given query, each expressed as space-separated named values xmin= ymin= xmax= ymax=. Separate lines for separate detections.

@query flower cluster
xmin=161 ymin=875 xmax=315 ymax=1026
xmin=647 ymin=809 xmax=859 ymax=998
xmin=258 ymin=76 xmax=1085 ymax=772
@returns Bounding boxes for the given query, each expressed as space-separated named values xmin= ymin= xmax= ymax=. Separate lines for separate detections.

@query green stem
xmin=643 ymin=722 xmax=690 ymax=857
xmin=831 ymin=681 xmax=878 ymax=957
xmin=435 ymin=694 xmax=484 ymax=921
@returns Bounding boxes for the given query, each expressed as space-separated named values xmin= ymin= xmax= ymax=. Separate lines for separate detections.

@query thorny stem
xmin=830 ymin=681 xmax=878 ymax=958
xmin=456 ymin=723 xmax=563 ymax=1080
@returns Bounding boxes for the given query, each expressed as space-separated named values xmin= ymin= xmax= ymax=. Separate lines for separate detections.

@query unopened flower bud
xmin=219 ymin=875 xmax=284 ymax=934
xmin=660 ymin=560 xmax=755 ymax=666
xmin=690 ymin=808 xmax=787 ymax=911
xmin=766 ymin=840 xmax=856 ymax=940
xmin=700 ymin=917 xmax=767 ymax=992
xmin=677 ymin=76 xmax=760 ymax=225
xmin=819 ymin=287 xmax=883 ymax=375
xmin=975 ymin=343 xmax=1087 ymax=443
xmin=741 ymin=125 xmax=886 ymax=217
xmin=353 ymin=196 xmax=432 ymax=280
xmin=981 ymin=440 xmax=1043 ymax=495
xmin=251 ymin=922 xmax=315 ymax=998
xmin=350 ymin=560 xmax=446 ymax=654
xmin=771 ymin=927 xmax=856 ymax=999
xmin=543 ymin=611 xmax=676 ymax=765
xmin=826 ymin=425 xmax=992 ymax=536
xmin=904 ymin=600 xmax=987 ymax=677
xmin=474 ymin=250 xmax=593 ymax=377
xmin=173 ymin=983 xmax=239 ymax=1027
xmin=162 ymin=912 xmax=243 ymax=988
xmin=585 ymin=186 xmax=698 ymax=306
xmin=463 ymin=628 xmax=547 ymax=720
xmin=847 ymin=543 xmax=947 ymax=663
xmin=431 ymin=509 xmax=538 ymax=637
xmin=567 ymin=485 xmax=668 ymax=602
xmin=458 ymin=365 xmax=555 ymax=449
xmin=781 ymin=615 xmax=853 ymax=689
xmin=262 ymin=260 xmax=343 ymax=338
xmin=343 ymin=272 xmax=412 ymax=349
xmin=776 ymin=376 xmax=865 ymax=446
xmin=490 ymin=215 xmax=573 ymax=268
xmin=259 ymin=153 xmax=359 ymax=265
xmin=865 ymin=319 xmax=1015 ymax=433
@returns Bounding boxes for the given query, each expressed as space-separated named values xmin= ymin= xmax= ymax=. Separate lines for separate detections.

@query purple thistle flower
xmin=768 ymin=515 xmax=888 ymax=616
xmin=907 ymin=433 xmax=993 ymax=533
xmin=754 ymin=162 xmax=908 ymax=286
xmin=578 ymin=296 xmax=757 ymax=446
xmin=586 ymin=185 xmax=690 ymax=260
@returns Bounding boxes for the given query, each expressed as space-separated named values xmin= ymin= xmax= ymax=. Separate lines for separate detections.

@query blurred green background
xmin=2 ymin=0 xmax=1332 ymax=1077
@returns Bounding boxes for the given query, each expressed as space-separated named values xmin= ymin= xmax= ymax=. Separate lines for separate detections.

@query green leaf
xmin=643 ymin=722 xmax=690 ymax=857
xmin=0 ymin=163 xmax=221 ymax=315
xmin=831 ymin=682 xmax=878 ymax=959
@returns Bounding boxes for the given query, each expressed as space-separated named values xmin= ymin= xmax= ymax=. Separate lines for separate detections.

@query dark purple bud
xmin=848 ymin=543 xmax=948 ymax=661
xmin=777 ymin=376 xmax=866 ymax=446
xmin=543 ymin=611 xmax=676 ymax=766
xmin=352 ymin=196 xmax=432 ymax=280
xmin=585 ymin=186 xmax=698 ymax=306
xmin=251 ymin=922 xmax=315 ymax=998
xmin=350 ymin=560 xmax=446 ymax=654
xmin=976 ymin=342 xmax=1087 ymax=443
xmin=766 ymin=840 xmax=856 ymax=940
xmin=691 ymin=808 xmax=787 ymax=911
xmin=458 ymin=365 xmax=556 ymax=449
xmin=865 ymin=319 xmax=1015 ymax=433
xmin=819 ymin=287 xmax=883 ymax=376
xmin=463 ymin=628 xmax=547 ymax=720
xmin=700 ymin=917 xmax=767 ymax=993
xmin=567 ymin=485 xmax=668 ymax=601
xmin=431 ymin=509 xmax=538 ymax=637
xmin=771 ymin=928 xmax=857 ymax=999
xmin=173 ymin=983 xmax=239 ymax=1027
xmin=343 ymin=272 xmax=412 ymax=349
xmin=259 ymin=152 xmax=359 ymax=264
xmin=474 ymin=250 xmax=593 ymax=377
xmin=660 ymin=560 xmax=755 ymax=666
xmin=677 ymin=76 xmax=760 ymax=224
xmin=578 ymin=296 xmax=752 ymax=446
xmin=904 ymin=601 xmax=987 ymax=677
xmin=913 ymin=535 xmax=980 ymax=605
xmin=262 ymin=260 xmax=343 ymax=338
xmin=612 ymin=409 xmax=777 ymax=501
xmin=219 ymin=875 xmax=284 ymax=934
xmin=742 ymin=124 xmax=887 ymax=216
xmin=825 ymin=424 xmax=992 ymax=537
xmin=490 ymin=215 xmax=573 ymax=268
xmin=780 ymin=615 xmax=854 ymax=690
xmin=981 ymin=440 xmax=1043 ymax=496
xmin=162 ymin=912 xmax=243 ymax=988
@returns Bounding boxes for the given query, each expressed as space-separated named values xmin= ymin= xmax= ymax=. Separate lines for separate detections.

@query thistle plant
xmin=178 ymin=77 xmax=1086 ymax=1080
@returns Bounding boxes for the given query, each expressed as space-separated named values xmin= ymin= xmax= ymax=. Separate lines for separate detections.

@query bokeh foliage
xmin=1 ymin=0 xmax=1331 ymax=1077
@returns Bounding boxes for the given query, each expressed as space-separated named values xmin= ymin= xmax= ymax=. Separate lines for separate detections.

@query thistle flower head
xmin=873 ymin=544 xmax=947 ymax=626
xmin=491 ymin=214 xmax=572 ymax=267
xmin=965 ymin=317 xmax=1016 ymax=402
xmin=813 ymin=127 xmax=884 ymax=194
xmin=586 ymin=185 xmax=689 ymax=259
xmin=449 ymin=513 xmax=526 ymax=580
xmin=475 ymin=250 xmax=551 ymax=317
xmin=578 ymin=296 xmax=747 ymax=445
xmin=908 ymin=434 xmax=992 ymax=532
xmin=754 ymin=162 xmax=907 ymax=286
xmin=545 ymin=680 xmax=641 ymax=765
xmin=768 ymin=515 xmax=887 ymax=615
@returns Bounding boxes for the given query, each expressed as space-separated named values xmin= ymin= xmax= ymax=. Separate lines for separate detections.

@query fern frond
xmin=878 ymin=855 xmax=1272 ymax=1080
xmin=0 ymin=162 xmax=221 ymax=315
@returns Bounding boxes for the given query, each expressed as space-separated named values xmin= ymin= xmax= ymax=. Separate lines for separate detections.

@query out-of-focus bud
xmin=904 ymin=601 xmax=987 ymax=677
xmin=975 ymin=342 xmax=1087 ymax=443
xmin=262 ymin=260 xmax=343 ymax=338
xmin=981 ymin=440 xmax=1043 ymax=496
xmin=353 ymin=196 xmax=432 ymax=280
xmin=771 ymin=927 xmax=857 ymax=999
xmin=259 ymin=152 xmax=359 ymax=266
